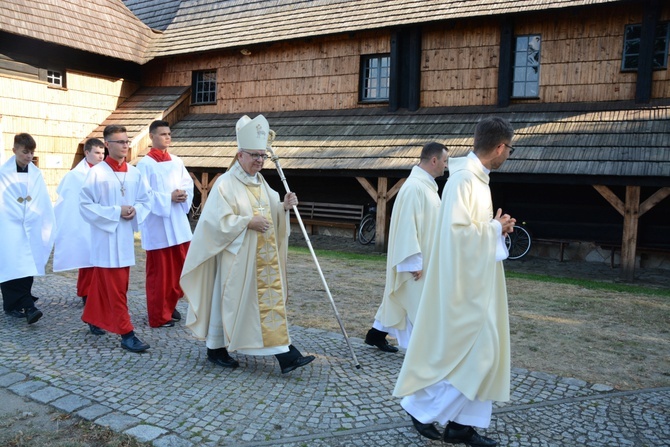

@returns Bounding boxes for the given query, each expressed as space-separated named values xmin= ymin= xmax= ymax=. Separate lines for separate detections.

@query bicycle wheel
xmin=506 ymin=225 xmax=532 ymax=260
xmin=358 ymin=215 xmax=376 ymax=245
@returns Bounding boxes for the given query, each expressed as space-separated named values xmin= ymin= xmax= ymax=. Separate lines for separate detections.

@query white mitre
xmin=236 ymin=114 xmax=269 ymax=151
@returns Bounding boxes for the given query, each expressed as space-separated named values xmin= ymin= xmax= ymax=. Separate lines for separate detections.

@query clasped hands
xmin=494 ymin=208 xmax=516 ymax=236
xmin=121 ymin=205 xmax=136 ymax=220
xmin=172 ymin=189 xmax=188 ymax=203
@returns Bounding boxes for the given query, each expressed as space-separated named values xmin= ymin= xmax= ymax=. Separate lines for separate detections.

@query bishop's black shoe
xmin=25 ymin=307 xmax=43 ymax=325
xmin=364 ymin=327 xmax=399 ymax=353
xmin=443 ymin=422 xmax=497 ymax=446
xmin=207 ymin=348 xmax=239 ymax=368
xmin=171 ymin=309 xmax=182 ymax=321
xmin=407 ymin=412 xmax=441 ymax=440
xmin=280 ymin=355 xmax=315 ymax=374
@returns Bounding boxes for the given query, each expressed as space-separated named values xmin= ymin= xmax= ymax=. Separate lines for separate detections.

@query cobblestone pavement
xmin=1 ymin=239 xmax=669 ymax=447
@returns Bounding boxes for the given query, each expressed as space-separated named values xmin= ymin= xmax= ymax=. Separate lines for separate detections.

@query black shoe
xmin=365 ymin=328 xmax=399 ymax=353
xmin=280 ymin=355 xmax=315 ymax=374
xmin=171 ymin=309 xmax=182 ymax=321
xmin=207 ymin=348 xmax=239 ymax=368
xmin=159 ymin=321 xmax=175 ymax=328
xmin=25 ymin=307 xmax=43 ymax=325
xmin=5 ymin=309 xmax=25 ymax=318
xmin=443 ymin=423 xmax=497 ymax=446
xmin=408 ymin=412 xmax=442 ymax=440
xmin=88 ymin=324 xmax=105 ymax=335
xmin=120 ymin=335 xmax=150 ymax=352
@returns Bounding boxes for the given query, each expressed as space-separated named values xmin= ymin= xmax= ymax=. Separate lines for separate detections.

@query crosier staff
xmin=266 ymin=130 xmax=361 ymax=369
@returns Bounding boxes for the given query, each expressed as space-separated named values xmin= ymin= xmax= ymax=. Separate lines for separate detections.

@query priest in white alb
xmin=79 ymin=125 xmax=152 ymax=352
xmin=394 ymin=117 xmax=517 ymax=447
xmin=53 ymin=138 xmax=105 ymax=307
xmin=364 ymin=142 xmax=447 ymax=353
xmin=137 ymin=120 xmax=193 ymax=328
xmin=0 ymin=133 xmax=54 ymax=325
xmin=180 ymin=114 xmax=315 ymax=374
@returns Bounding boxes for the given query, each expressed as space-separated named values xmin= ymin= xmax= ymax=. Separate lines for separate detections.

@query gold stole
xmin=245 ymin=184 xmax=289 ymax=347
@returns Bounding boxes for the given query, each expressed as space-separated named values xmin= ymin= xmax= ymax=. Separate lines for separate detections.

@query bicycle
xmin=357 ymin=204 xmax=376 ymax=245
xmin=505 ymin=222 xmax=532 ymax=260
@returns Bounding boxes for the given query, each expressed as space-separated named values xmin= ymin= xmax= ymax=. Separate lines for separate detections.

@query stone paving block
xmin=30 ymin=386 xmax=69 ymax=403
xmin=152 ymin=435 xmax=194 ymax=447
xmin=96 ymin=412 xmax=142 ymax=431
xmin=125 ymin=424 xmax=168 ymax=442
xmin=8 ymin=380 xmax=48 ymax=396
xmin=76 ymin=404 xmax=113 ymax=421
xmin=591 ymin=383 xmax=614 ymax=392
xmin=52 ymin=394 xmax=93 ymax=412
xmin=0 ymin=372 xmax=26 ymax=387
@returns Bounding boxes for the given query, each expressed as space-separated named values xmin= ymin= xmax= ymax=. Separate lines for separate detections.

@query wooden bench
xmin=290 ymin=202 xmax=365 ymax=240
xmin=534 ymin=238 xmax=574 ymax=262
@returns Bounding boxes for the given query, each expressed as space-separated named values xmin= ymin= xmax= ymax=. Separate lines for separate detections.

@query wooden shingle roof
xmin=2 ymin=0 xmax=157 ymax=64
xmin=159 ymin=100 xmax=670 ymax=182
xmin=85 ymin=86 xmax=190 ymax=142
xmin=141 ymin=0 xmax=627 ymax=58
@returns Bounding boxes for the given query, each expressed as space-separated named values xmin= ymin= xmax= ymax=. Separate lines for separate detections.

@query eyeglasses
xmin=107 ymin=140 xmax=131 ymax=145
xmin=241 ymin=150 xmax=269 ymax=161
xmin=504 ymin=143 xmax=515 ymax=155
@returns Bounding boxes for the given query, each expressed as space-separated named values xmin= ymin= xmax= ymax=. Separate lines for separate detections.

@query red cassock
xmin=146 ymin=241 xmax=189 ymax=327
xmin=82 ymin=267 xmax=133 ymax=334
xmin=76 ymin=267 xmax=94 ymax=298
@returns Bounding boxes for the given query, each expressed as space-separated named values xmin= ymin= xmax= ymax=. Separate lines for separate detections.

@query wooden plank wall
xmin=142 ymin=30 xmax=390 ymax=114
xmin=143 ymin=3 xmax=669 ymax=112
xmin=0 ymin=71 xmax=139 ymax=199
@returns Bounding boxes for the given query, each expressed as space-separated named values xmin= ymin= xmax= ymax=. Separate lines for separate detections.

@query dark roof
xmin=137 ymin=0 xmax=626 ymax=58
xmin=1 ymin=0 xmax=156 ymax=64
xmin=158 ymin=100 xmax=670 ymax=182
xmin=122 ymin=0 xmax=181 ymax=31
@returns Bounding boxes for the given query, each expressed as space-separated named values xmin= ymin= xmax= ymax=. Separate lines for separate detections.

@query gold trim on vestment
xmin=246 ymin=185 xmax=289 ymax=347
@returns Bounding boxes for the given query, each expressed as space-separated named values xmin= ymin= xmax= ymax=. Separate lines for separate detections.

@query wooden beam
xmin=375 ymin=177 xmax=388 ymax=251
xmin=189 ymin=172 xmax=203 ymax=193
xmin=639 ymin=186 xmax=670 ymax=217
xmin=620 ymin=186 xmax=640 ymax=281
xmin=593 ymin=185 xmax=624 ymax=216
xmin=356 ymin=177 xmax=377 ymax=201
xmin=387 ymin=178 xmax=406 ymax=201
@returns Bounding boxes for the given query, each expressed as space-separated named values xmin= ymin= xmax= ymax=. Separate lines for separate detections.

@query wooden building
xmin=1 ymin=0 xmax=669 ymax=280
xmin=0 ymin=0 xmax=154 ymax=198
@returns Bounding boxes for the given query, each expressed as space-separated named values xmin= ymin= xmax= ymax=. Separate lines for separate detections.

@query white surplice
xmin=136 ymin=154 xmax=193 ymax=250
xmin=53 ymin=159 xmax=93 ymax=271
xmin=79 ymin=162 xmax=152 ymax=268
xmin=0 ymin=156 xmax=55 ymax=283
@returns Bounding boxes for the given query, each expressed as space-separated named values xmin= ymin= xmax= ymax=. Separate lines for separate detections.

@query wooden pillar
xmin=621 ymin=186 xmax=640 ymax=282
xmin=190 ymin=171 xmax=221 ymax=208
xmin=375 ymin=178 xmax=388 ymax=251
xmin=356 ymin=177 xmax=406 ymax=252
xmin=593 ymin=185 xmax=670 ymax=282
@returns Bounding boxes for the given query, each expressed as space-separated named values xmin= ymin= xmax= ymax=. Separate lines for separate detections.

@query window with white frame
xmin=512 ymin=35 xmax=541 ymax=98
xmin=622 ymin=22 xmax=669 ymax=71
xmin=192 ymin=70 xmax=217 ymax=105
xmin=360 ymin=54 xmax=390 ymax=101
xmin=47 ymin=70 xmax=64 ymax=87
